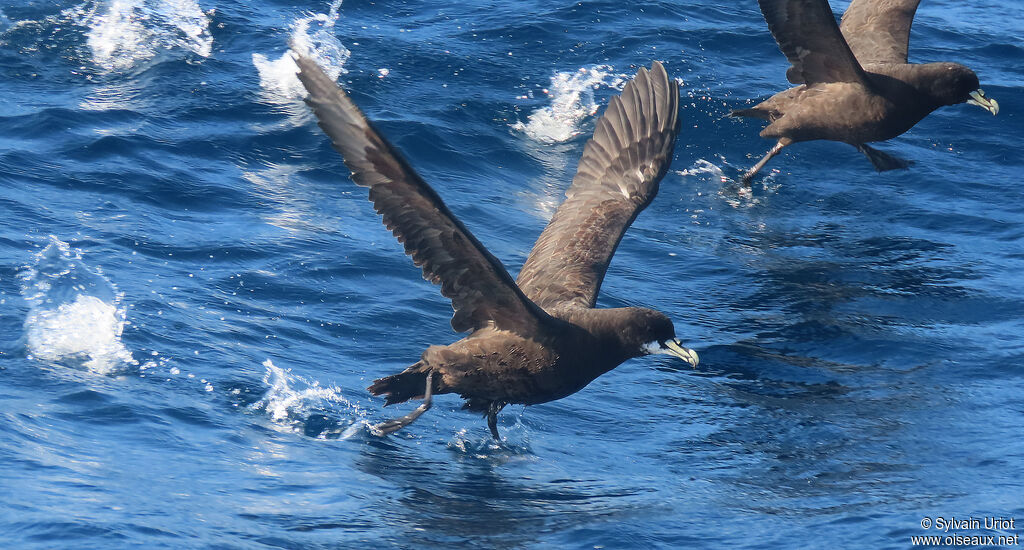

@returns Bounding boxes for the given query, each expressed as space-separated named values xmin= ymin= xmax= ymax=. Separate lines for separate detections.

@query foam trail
xmin=21 ymin=236 xmax=136 ymax=375
xmin=250 ymin=360 xmax=368 ymax=438
xmin=512 ymin=66 xmax=627 ymax=143
xmin=64 ymin=0 xmax=213 ymax=72
xmin=252 ymin=0 xmax=350 ymax=103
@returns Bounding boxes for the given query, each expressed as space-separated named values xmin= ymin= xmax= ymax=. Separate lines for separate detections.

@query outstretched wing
xmin=757 ymin=0 xmax=868 ymax=85
xmin=515 ymin=61 xmax=680 ymax=309
xmin=840 ymin=0 xmax=921 ymax=64
xmin=295 ymin=55 xmax=550 ymax=334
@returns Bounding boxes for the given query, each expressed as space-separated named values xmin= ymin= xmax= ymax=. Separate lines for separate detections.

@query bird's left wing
xmin=840 ymin=0 xmax=921 ymax=64
xmin=515 ymin=62 xmax=680 ymax=310
xmin=296 ymin=55 xmax=552 ymax=335
xmin=757 ymin=0 xmax=869 ymax=85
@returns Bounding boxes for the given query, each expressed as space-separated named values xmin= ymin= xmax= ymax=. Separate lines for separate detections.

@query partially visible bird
xmin=734 ymin=0 xmax=999 ymax=183
xmin=295 ymin=55 xmax=698 ymax=440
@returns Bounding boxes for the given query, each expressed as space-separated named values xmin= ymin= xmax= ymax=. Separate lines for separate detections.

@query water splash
xmin=447 ymin=416 xmax=534 ymax=460
xmin=679 ymin=158 xmax=729 ymax=181
xmin=249 ymin=359 xmax=367 ymax=439
xmin=252 ymin=0 xmax=350 ymax=104
xmin=512 ymin=66 xmax=627 ymax=143
xmin=20 ymin=236 xmax=136 ymax=375
xmin=64 ymin=0 xmax=213 ymax=72
xmin=678 ymin=158 xmax=782 ymax=208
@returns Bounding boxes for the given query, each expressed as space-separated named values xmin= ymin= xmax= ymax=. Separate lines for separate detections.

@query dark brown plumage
xmin=295 ymin=55 xmax=698 ymax=440
xmin=735 ymin=0 xmax=999 ymax=182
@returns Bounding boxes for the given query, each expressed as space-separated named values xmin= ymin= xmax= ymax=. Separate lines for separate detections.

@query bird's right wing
xmin=296 ymin=55 xmax=551 ymax=335
xmin=515 ymin=62 xmax=680 ymax=310
xmin=757 ymin=0 xmax=869 ymax=85
xmin=840 ymin=0 xmax=921 ymax=64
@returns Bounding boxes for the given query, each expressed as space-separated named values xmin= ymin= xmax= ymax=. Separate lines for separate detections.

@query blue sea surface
xmin=1 ymin=1 xmax=1022 ymax=548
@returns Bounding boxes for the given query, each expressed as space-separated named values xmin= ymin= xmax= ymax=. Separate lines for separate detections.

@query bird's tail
xmin=367 ymin=362 xmax=432 ymax=406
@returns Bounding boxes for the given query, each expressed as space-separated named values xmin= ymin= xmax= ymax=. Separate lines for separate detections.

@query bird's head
xmin=622 ymin=308 xmax=699 ymax=367
xmin=929 ymin=63 xmax=998 ymax=115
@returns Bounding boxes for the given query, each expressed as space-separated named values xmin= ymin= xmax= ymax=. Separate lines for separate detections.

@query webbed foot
xmin=857 ymin=144 xmax=913 ymax=172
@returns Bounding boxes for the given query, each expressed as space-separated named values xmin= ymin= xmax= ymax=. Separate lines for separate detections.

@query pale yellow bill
xmin=968 ymin=89 xmax=999 ymax=115
xmin=664 ymin=339 xmax=699 ymax=368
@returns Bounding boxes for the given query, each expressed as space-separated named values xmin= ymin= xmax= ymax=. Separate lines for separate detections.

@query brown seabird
xmin=734 ymin=0 xmax=999 ymax=183
xmin=295 ymin=56 xmax=698 ymax=440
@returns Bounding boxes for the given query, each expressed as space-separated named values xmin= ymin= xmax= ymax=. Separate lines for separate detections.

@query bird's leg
xmin=372 ymin=371 xmax=433 ymax=435
xmin=742 ymin=138 xmax=791 ymax=185
xmin=857 ymin=144 xmax=913 ymax=172
xmin=487 ymin=402 xmax=505 ymax=441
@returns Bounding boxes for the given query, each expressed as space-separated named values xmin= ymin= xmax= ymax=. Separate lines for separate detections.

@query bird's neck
xmin=866 ymin=64 xmax=954 ymax=112
xmin=557 ymin=307 xmax=646 ymax=365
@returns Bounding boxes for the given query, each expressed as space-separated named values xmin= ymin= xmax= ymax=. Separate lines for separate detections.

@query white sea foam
xmin=252 ymin=0 xmax=350 ymax=103
xmin=512 ymin=66 xmax=627 ymax=143
xmin=21 ymin=236 xmax=136 ymax=375
xmin=64 ymin=0 xmax=213 ymax=72
xmin=679 ymin=158 xmax=728 ymax=181
xmin=250 ymin=359 xmax=367 ymax=438
xmin=678 ymin=158 xmax=780 ymax=207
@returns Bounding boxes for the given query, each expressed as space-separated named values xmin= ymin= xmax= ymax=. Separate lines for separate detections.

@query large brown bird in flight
xmin=735 ymin=0 xmax=999 ymax=183
xmin=295 ymin=55 xmax=698 ymax=440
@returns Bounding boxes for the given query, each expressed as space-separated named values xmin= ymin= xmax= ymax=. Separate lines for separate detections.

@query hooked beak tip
xmin=968 ymin=89 xmax=999 ymax=116
xmin=664 ymin=339 xmax=700 ymax=368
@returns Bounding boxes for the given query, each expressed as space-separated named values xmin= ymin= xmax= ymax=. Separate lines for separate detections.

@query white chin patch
xmin=642 ymin=341 xmax=665 ymax=355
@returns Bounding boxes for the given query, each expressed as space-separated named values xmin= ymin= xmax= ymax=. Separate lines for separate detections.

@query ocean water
xmin=1 ymin=0 xmax=1022 ymax=548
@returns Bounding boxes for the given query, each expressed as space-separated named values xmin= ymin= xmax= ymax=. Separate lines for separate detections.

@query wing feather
xmin=757 ymin=0 xmax=869 ymax=85
xmin=840 ymin=0 xmax=921 ymax=64
xmin=516 ymin=62 xmax=680 ymax=309
xmin=295 ymin=55 xmax=550 ymax=334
